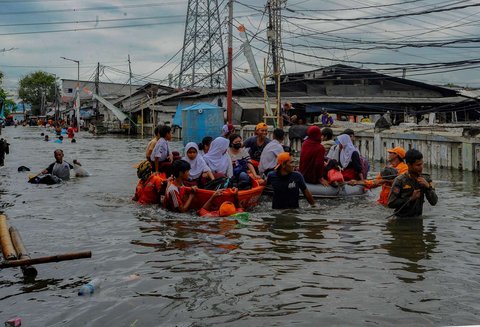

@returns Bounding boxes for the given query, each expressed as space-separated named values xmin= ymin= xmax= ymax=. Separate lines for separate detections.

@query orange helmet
xmin=219 ymin=201 xmax=236 ymax=217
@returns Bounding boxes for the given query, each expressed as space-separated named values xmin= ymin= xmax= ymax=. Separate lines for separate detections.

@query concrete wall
xmin=239 ymin=124 xmax=480 ymax=172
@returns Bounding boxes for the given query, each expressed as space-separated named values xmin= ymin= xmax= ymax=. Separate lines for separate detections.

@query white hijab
xmin=203 ymin=137 xmax=230 ymax=174
xmin=338 ymin=134 xmax=357 ymax=168
xmin=183 ymin=142 xmax=210 ymax=179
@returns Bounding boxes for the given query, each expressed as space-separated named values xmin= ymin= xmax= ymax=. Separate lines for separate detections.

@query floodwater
xmin=0 ymin=126 xmax=480 ymax=327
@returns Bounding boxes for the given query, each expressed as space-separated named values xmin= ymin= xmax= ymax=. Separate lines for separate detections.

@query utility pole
xmin=95 ymin=62 xmax=100 ymax=119
xmin=266 ymin=0 xmax=286 ymax=128
xmin=128 ymin=55 xmax=133 ymax=134
xmin=226 ymin=0 xmax=233 ymax=123
xmin=60 ymin=56 xmax=80 ymax=132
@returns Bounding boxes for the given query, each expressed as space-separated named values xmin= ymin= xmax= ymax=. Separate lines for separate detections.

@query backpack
xmin=359 ymin=155 xmax=370 ymax=178
xmin=203 ymin=177 xmax=232 ymax=190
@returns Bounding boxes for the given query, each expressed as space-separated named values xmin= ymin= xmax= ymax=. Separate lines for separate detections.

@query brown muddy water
xmin=0 ymin=126 xmax=480 ymax=326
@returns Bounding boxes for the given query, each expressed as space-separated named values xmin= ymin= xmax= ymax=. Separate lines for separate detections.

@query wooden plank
xmin=0 ymin=251 xmax=92 ymax=268
xmin=0 ymin=215 xmax=17 ymax=260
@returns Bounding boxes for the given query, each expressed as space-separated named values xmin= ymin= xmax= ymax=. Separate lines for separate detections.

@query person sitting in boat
xmin=243 ymin=122 xmax=271 ymax=166
xmin=198 ymin=136 xmax=213 ymax=156
xmin=151 ymin=125 xmax=173 ymax=175
xmin=299 ymin=126 xmax=328 ymax=186
xmin=164 ymin=159 xmax=198 ymax=213
xmin=42 ymin=149 xmax=77 ymax=181
xmin=132 ymin=160 xmax=166 ymax=205
xmin=221 ymin=123 xmax=235 ymax=138
xmin=146 ymin=124 xmax=160 ymax=164
xmin=327 ymin=128 xmax=356 ymax=160
xmin=228 ymin=134 xmax=261 ymax=188
xmin=259 ymin=128 xmax=285 ymax=177
xmin=387 ymin=149 xmax=437 ymax=218
xmin=321 ymin=127 xmax=335 ymax=154
xmin=197 ymin=187 xmax=244 ymax=217
xmin=182 ymin=142 xmax=215 ymax=187
xmin=350 ymin=146 xmax=408 ymax=206
xmin=326 ymin=159 xmax=344 ymax=187
xmin=288 ymin=117 xmax=308 ymax=149
xmin=203 ymin=137 xmax=233 ymax=178
xmin=336 ymin=134 xmax=364 ymax=181
xmin=266 ymin=152 xmax=316 ymax=209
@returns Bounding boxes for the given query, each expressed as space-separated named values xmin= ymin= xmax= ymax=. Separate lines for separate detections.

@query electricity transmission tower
xmin=178 ymin=0 xmax=226 ymax=89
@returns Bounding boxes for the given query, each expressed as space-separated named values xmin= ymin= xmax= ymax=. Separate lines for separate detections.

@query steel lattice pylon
xmin=178 ymin=0 xmax=226 ymax=88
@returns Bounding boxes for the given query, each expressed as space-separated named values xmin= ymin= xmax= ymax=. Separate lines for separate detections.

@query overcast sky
xmin=1 ymin=0 xmax=480 ymax=96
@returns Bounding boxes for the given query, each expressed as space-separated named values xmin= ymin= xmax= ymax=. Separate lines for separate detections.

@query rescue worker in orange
xmin=198 ymin=187 xmax=244 ymax=217
xmin=349 ymin=146 xmax=408 ymax=205
xmin=132 ymin=160 xmax=166 ymax=205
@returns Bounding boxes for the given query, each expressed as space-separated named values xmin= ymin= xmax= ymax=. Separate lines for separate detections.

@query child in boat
xmin=326 ymin=159 xmax=344 ymax=187
xmin=203 ymin=137 xmax=233 ymax=178
xmin=182 ymin=142 xmax=215 ymax=186
xmin=228 ymin=134 xmax=260 ymax=189
xmin=133 ymin=160 xmax=166 ymax=205
xmin=198 ymin=136 xmax=213 ymax=156
xmin=146 ymin=125 xmax=160 ymax=164
xmin=151 ymin=125 xmax=177 ymax=176
xmin=198 ymin=187 xmax=244 ymax=217
xmin=164 ymin=159 xmax=197 ymax=212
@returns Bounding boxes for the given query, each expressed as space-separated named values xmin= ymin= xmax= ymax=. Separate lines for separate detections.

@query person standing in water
xmin=42 ymin=149 xmax=78 ymax=181
xmin=388 ymin=149 xmax=438 ymax=218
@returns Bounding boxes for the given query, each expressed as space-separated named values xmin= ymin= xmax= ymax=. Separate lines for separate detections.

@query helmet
xmin=137 ymin=160 xmax=152 ymax=180
xmin=219 ymin=201 xmax=236 ymax=217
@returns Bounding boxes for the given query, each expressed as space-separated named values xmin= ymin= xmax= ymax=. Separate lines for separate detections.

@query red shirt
xmin=133 ymin=174 xmax=165 ymax=205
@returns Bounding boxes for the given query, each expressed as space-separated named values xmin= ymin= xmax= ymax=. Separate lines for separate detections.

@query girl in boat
xmin=198 ymin=136 xmax=213 ymax=156
xmin=299 ymin=126 xmax=328 ymax=186
xmin=203 ymin=137 xmax=233 ymax=178
xmin=182 ymin=142 xmax=215 ymax=186
xmin=228 ymin=134 xmax=260 ymax=188
xmin=337 ymin=134 xmax=364 ymax=181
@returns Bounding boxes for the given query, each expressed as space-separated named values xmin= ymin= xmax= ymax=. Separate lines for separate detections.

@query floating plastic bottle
xmin=78 ymin=278 xmax=101 ymax=296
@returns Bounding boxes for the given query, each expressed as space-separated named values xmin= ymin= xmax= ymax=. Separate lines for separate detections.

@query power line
xmin=284 ymin=2 xmax=480 ymax=22
xmin=0 ymin=1 xmax=187 ymax=15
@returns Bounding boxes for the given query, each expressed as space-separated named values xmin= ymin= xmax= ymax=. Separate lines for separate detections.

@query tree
xmin=18 ymin=71 xmax=58 ymax=115
xmin=0 ymin=70 xmax=15 ymax=116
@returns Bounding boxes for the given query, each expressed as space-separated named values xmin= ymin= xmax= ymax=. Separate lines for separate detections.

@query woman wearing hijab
xmin=299 ymin=126 xmax=328 ymax=185
xmin=337 ymin=134 xmax=363 ymax=181
xmin=182 ymin=142 xmax=215 ymax=186
xmin=203 ymin=137 xmax=233 ymax=178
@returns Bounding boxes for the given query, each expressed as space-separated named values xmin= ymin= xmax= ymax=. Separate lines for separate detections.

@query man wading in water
xmin=387 ymin=149 xmax=438 ymax=218
xmin=42 ymin=149 xmax=77 ymax=181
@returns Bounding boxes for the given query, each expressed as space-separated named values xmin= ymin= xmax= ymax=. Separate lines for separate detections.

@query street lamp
xmin=60 ymin=56 xmax=80 ymax=132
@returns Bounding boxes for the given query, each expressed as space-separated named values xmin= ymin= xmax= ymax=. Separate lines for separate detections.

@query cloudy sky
xmin=1 ymin=0 xmax=480 ymax=95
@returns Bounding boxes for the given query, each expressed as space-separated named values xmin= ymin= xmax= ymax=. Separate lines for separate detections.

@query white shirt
xmin=259 ymin=139 xmax=284 ymax=174
xmin=150 ymin=138 xmax=169 ymax=162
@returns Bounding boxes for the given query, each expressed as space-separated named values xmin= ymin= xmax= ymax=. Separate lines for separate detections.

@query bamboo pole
xmin=9 ymin=226 xmax=38 ymax=278
xmin=0 ymin=214 xmax=17 ymax=260
xmin=0 ymin=251 xmax=92 ymax=268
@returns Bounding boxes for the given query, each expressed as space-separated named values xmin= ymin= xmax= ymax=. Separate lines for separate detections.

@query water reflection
xmin=383 ymin=219 xmax=438 ymax=283
xmin=133 ymin=211 xmax=242 ymax=254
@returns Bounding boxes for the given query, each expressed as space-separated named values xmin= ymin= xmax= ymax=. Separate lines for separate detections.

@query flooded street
xmin=1 ymin=126 xmax=480 ymax=326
